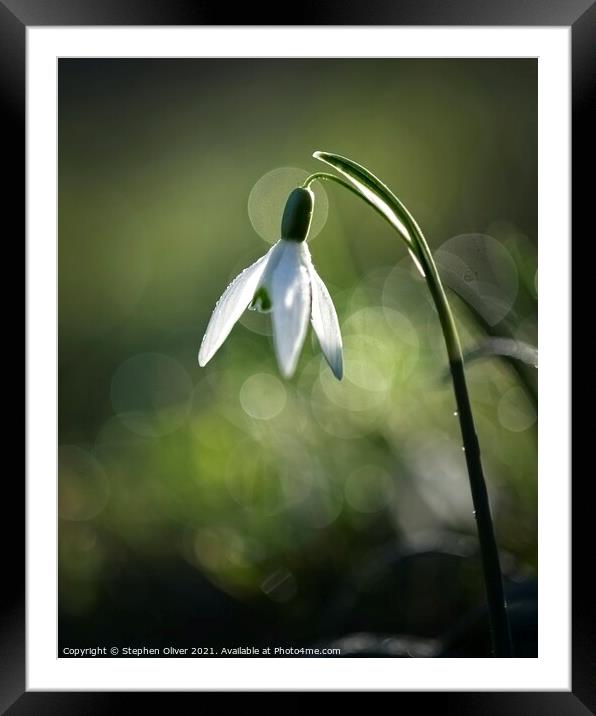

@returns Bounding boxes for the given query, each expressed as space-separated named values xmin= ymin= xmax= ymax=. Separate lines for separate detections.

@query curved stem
xmin=313 ymin=172 xmax=513 ymax=657
xmin=303 ymin=173 xmax=411 ymax=247
xmin=303 ymin=172 xmax=359 ymax=197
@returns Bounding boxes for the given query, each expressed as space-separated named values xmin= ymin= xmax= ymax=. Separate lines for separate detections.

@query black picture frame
xmin=9 ymin=0 xmax=592 ymax=709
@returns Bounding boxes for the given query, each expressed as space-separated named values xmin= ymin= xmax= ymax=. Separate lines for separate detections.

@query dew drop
xmin=453 ymin=411 xmax=458 ymax=417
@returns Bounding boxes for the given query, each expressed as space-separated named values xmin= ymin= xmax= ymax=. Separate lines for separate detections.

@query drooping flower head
xmin=199 ymin=187 xmax=343 ymax=379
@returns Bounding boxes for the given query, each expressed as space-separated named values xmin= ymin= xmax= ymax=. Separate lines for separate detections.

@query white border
xmin=27 ymin=27 xmax=570 ymax=691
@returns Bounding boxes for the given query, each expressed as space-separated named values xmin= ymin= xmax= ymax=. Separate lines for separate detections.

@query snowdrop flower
xmin=199 ymin=187 xmax=343 ymax=380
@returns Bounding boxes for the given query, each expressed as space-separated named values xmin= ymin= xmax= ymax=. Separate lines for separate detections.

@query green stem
xmin=303 ymin=173 xmax=397 ymax=232
xmin=415 ymin=235 xmax=513 ymax=658
xmin=305 ymin=171 xmax=513 ymax=657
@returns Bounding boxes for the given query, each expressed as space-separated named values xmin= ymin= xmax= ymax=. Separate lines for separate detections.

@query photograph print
xmin=58 ymin=57 xmax=538 ymax=659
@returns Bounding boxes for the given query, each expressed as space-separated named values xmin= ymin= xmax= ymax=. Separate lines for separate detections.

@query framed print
xmin=9 ymin=0 xmax=592 ymax=708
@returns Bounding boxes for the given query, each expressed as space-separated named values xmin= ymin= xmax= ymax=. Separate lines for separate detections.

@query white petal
xmin=308 ymin=263 xmax=343 ymax=380
xmin=271 ymin=241 xmax=311 ymax=378
xmin=198 ymin=244 xmax=277 ymax=366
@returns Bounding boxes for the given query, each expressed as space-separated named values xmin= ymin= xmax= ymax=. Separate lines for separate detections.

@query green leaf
xmin=313 ymin=151 xmax=426 ymax=276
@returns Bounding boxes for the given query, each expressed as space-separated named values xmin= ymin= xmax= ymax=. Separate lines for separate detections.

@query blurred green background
xmin=58 ymin=59 xmax=537 ymax=657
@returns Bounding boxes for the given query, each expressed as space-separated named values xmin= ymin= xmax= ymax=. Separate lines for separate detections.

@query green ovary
xmin=250 ymin=286 xmax=272 ymax=313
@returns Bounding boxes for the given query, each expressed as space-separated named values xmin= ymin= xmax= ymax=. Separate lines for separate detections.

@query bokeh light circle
xmin=239 ymin=373 xmax=287 ymax=420
xmin=59 ymin=445 xmax=110 ymax=521
xmin=310 ymin=373 xmax=387 ymax=440
xmin=435 ymin=234 xmax=519 ymax=326
xmin=297 ymin=479 xmax=344 ymax=529
xmin=248 ymin=167 xmax=329 ymax=244
xmin=343 ymin=306 xmax=420 ymax=384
